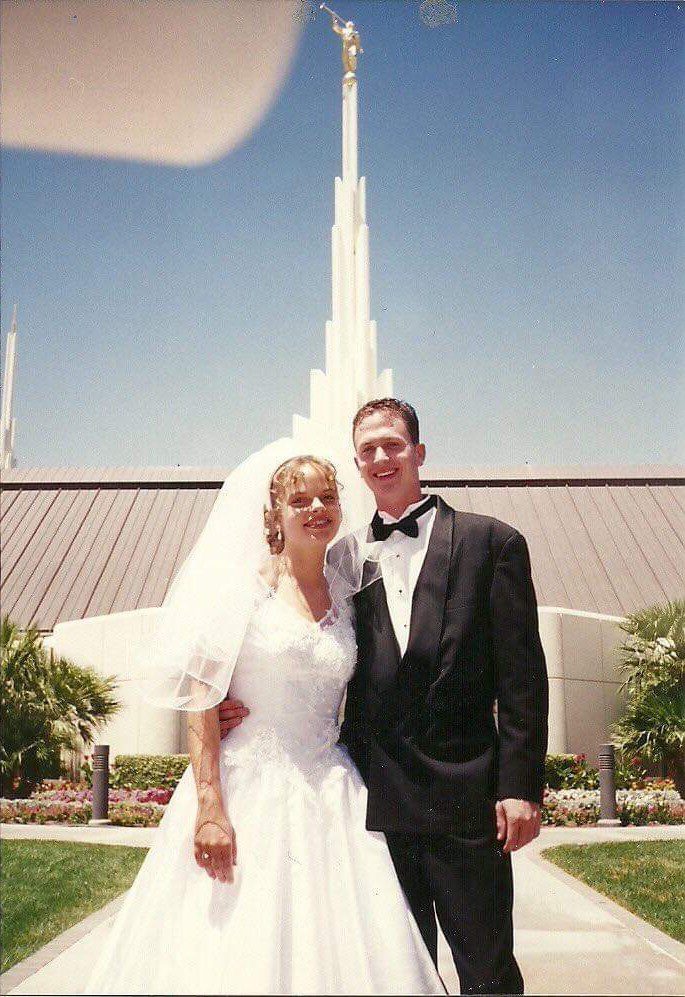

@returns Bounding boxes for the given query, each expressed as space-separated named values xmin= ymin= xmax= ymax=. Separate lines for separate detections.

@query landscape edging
xmin=533 ymin=846 xmax=685 ymax=970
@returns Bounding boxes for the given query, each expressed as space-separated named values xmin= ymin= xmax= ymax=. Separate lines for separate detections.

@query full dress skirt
xmin=85 ymin=591 xmax=445 ymax=996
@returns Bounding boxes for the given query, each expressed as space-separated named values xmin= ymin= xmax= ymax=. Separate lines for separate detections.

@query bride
xmin=85 ymin=440 xmax=446 ymax=996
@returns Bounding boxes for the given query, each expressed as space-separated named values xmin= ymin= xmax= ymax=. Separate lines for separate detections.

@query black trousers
xmin=385 ymin=831 xmax=524 ymax=995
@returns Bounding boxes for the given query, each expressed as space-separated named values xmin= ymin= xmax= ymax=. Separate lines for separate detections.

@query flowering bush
xmin=109 ymin=802 xmax=165 ymax=827
xmin=32 ymin=785 xmax=173 ymax=805
xmin=0 ymin=795 xmax=165 ymax=827
xmin=613 ymin=753 xmax=649 ymax=790
xmin=543 ymin=789 xmax=600 ymax=826
xmin=545 ymin=754 xmax=599 ymax=790
xmin=4 ymin=783 xmax=682 ymax=830
xmin=0 ymin=797 xmax=94 ymax=825
xmin=616 ymin=787 xmax=685 ymax=826
xmin=542 ymin=787 xmax=685 ymax=827
xmin=542 ymin=752 xmax=670 ymax=792
xmin=636 ymin=777 xmax=676 ymax=792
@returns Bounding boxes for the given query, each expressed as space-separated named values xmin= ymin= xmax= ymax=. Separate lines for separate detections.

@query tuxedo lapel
xmin=356 ymin=556 xmax=402 ymax=690
xmin=400 ymin=497 xmax=454 ymax=681
xmin=366 ymin=573 xmax=402 ymax=684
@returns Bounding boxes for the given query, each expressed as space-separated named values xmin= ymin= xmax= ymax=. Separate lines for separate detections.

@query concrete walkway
xmin=2 ymin=824 xmax=684 ymax=995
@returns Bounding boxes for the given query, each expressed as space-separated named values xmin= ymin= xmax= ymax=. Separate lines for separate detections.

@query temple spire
xmin=1 ymin=304 xmax=18 ymax=470
xmin=293 ymin=9 xmax=393 ymax=471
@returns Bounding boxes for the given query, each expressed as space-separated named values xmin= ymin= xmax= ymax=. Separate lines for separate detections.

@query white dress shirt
xmin=375 ymin=496 xmax=437 ymax=656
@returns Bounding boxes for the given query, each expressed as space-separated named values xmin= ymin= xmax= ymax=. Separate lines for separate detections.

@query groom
xmin=220 ymin=398 xmax=548 ymax=994
xmin=342 ymin=398 xmax=548 ymax=994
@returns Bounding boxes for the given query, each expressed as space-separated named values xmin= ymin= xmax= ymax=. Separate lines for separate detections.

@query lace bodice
xmin=220 ymin=587 xmax=357 ymax=770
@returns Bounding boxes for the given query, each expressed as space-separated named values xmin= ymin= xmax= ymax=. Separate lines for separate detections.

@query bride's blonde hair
xmin=264 ymin=456 xmax=339 ymax=556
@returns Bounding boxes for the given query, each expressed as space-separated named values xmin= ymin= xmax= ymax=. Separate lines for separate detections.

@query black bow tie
xmin=371 ymin=496 xmax=437 ymax=541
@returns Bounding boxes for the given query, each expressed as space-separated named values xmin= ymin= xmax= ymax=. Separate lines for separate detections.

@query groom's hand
xmin=496 ymin=798 xmax=541 ymax=853
xmin=218 ymin=698 xmax=249 ymax=739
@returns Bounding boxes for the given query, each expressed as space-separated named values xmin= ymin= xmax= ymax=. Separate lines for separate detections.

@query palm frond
xmin=1 ymin=616 xmax=121 ymax=795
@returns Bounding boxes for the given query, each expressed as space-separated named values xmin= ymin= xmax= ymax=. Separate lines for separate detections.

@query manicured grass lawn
xmin=1 ymin=839 xmax=147 ymax=973
xmin=543 ymin=840 xmax=685 ymax=943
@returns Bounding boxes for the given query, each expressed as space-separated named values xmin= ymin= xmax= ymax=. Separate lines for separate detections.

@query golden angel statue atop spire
xmin=320 ymin=4 xmax=363 ymax=76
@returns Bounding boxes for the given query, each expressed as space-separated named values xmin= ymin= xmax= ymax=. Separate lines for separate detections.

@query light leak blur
xmin=1 ymin=0 xmax=304 ymax=166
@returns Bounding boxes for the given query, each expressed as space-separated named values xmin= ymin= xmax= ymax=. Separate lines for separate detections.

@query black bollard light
xmin=598 ymin=743 xmax=621 ymax=827
xmin=89 ymin=744 xmax=111 ymax=826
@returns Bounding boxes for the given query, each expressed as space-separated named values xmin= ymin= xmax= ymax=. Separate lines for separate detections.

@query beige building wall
xmin=539 ymin=607 xmax=626 ymax=764
xmin=47 ymin=605 xmax=626 ymax=765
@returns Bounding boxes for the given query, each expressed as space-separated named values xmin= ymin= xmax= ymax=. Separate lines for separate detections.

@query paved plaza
xmin=2 ymin=824 xmax=684 ymax=996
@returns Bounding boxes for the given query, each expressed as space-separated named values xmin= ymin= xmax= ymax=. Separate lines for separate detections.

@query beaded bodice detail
xmin=220 ymin=588 xmax=357 ymax=771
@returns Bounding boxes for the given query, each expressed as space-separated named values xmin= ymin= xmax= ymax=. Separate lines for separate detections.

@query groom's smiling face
xmin=353 ymin=411 xmax=426 ymax=516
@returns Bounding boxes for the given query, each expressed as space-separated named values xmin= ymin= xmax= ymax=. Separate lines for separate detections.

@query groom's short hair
xmin=353 ymin=398 xmax=420 ymax=446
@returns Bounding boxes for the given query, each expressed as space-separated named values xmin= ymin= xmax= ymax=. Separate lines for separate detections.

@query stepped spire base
xmin=1 ymin=304 xmax=18 ymax=470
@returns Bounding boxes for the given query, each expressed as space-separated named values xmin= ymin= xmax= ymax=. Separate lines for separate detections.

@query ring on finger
xmin=202 ymin=851 xmax=210 ymax=860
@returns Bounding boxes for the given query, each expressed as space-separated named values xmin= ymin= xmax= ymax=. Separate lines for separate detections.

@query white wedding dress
xmin=86 ymin=584 xmax=445 ymax=996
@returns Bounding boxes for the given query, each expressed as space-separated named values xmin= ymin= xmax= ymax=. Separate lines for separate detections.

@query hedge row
xmin=82 ymin=754 xmax=190 ymax=790
xmin=79 ymin=753 xmax=652 ymax=794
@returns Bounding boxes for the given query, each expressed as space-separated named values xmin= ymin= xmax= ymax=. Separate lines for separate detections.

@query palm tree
xmin=612 ymin=600 xmax=685 ymax=796
xmin=1 ymin=616 xmax=120 ymax=797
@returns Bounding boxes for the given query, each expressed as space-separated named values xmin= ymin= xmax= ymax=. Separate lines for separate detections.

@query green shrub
xmin=109 ymin=754 xmax=190 ymax=790
xmin=88 ymin=752 xmax=656 ymax=795
xmin=544 ymin=754 xmax=599 ymax=790
xmin=109 ymin=801 xmax=165 ymax=827
xmin=1 ymin=617 xmax=119 ymax=798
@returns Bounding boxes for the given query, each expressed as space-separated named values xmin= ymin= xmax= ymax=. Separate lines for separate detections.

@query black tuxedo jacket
xmin=341 ymin=497 xmax=549 ymax=835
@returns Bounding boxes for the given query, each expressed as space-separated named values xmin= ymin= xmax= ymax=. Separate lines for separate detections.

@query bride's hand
xmin=194 ymin=810 xmax=237 ymax=883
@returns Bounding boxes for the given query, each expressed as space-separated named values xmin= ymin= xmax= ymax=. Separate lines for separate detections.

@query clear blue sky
xmin=1 ymin=0 xmax=683 ymax=470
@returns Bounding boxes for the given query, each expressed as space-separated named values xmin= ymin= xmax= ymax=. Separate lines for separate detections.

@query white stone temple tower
xmin=293 ymin=9 xmax=392 ymax=485
xmin=0 ymin=304 xmax=18 ymax=470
